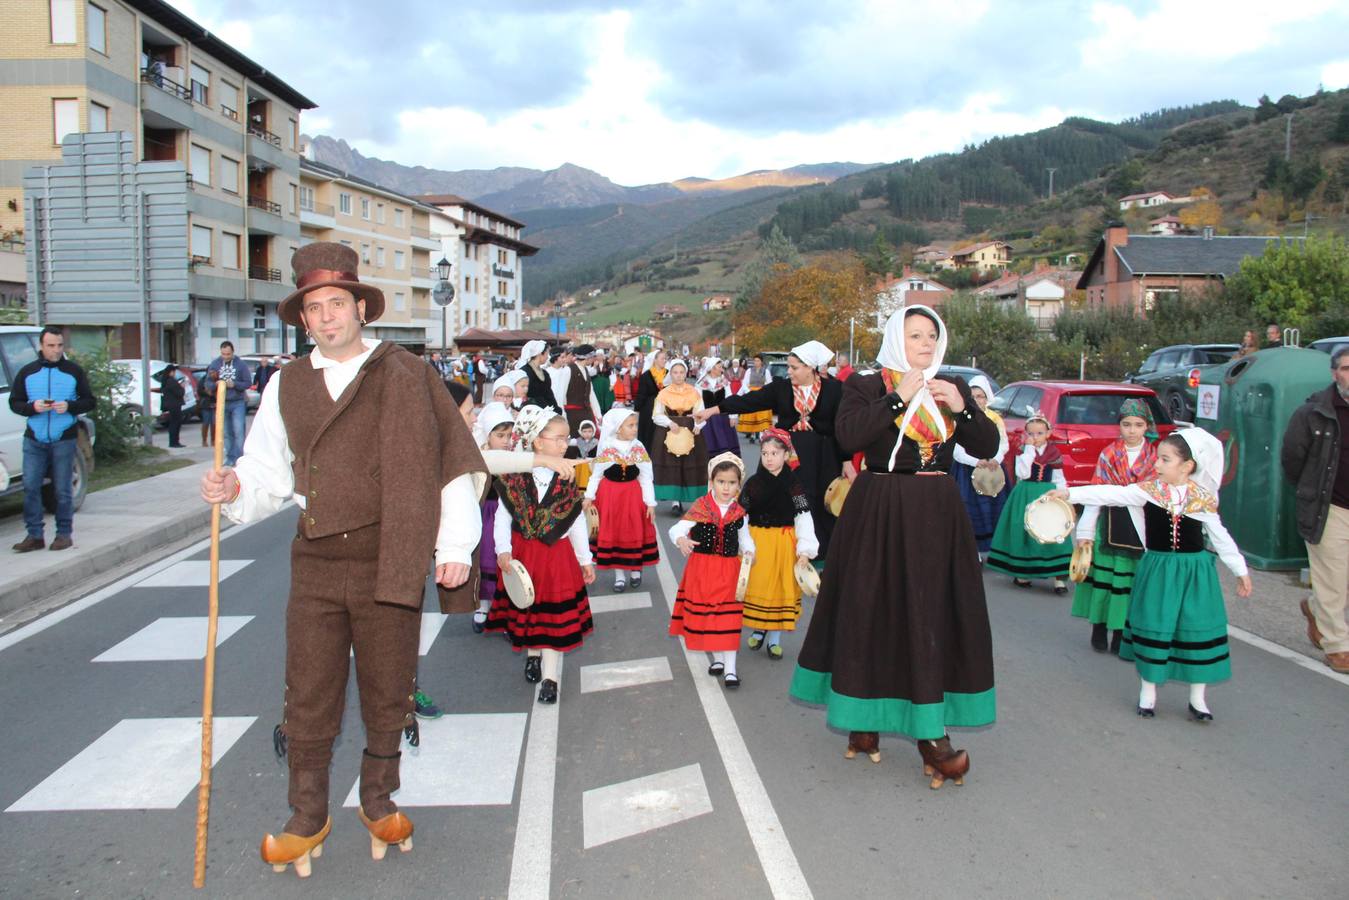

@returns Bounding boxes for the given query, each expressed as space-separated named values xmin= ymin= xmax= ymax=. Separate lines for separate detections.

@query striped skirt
xmin=1119 ymin=550 xmax=1230 ymax=684
xmin=669 ymin=553 xmax=743 ymax=651
xmin=484 ymin=533 xmax=593 ymax=652
xmin=743 ymin=525 xmax=803 ymax=631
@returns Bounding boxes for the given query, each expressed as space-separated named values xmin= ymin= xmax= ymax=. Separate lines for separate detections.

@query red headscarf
xmin=760 ymin=427 xmax=801 ymax=469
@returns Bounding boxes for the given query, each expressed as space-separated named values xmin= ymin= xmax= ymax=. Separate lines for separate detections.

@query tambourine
xmin=794 ymin=559 xmax=821 ymax=598
xmin=1024 ymin=494 xmax=1076 ymax=544
xmin=502 ymin=559 xmax=535 ymax=609
xmin=823 ymin=476 xmax=850 ymax=517
xmin=1069 ymin=542 xmax=1092 ymax=584
xmin=584 ymin=504 xmax=600 ymax=540
xmin=971 ymin=465 xmax=1006 ymax=497
xmin=735 ymin=555 xmax=752 ymax=603
xmin=664 ymin=426 xmax=695 ymax=457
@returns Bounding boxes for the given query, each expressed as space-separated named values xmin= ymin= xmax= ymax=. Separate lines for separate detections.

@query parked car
xmin=0 ymin=325 xmax=96 ymax=510
xmin=1307 ymin=336 xmax=1349 ymax=358
xmin=937 ymin=365 xmax=1000 ymax=395
xmin=989 ymin=380 xmax=1175 ymax=486
xmin=1125 ymin=343 xmax=1239 ymax=422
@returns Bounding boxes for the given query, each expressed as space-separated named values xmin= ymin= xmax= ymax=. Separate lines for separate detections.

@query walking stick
xmin=194 ymin=381 xmax=228 ymax=888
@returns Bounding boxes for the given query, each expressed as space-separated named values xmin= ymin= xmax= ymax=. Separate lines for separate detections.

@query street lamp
xmin=436 ymin=256 xmax=452 ymax=282
xmin=433 ymin=256 xmax=454 ymax=351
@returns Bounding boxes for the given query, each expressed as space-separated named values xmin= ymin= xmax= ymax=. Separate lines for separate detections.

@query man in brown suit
xmin=550 ymin=343 xmax=602 ymax=437
xmin=200 ymin=242 xmax=487 ymax=877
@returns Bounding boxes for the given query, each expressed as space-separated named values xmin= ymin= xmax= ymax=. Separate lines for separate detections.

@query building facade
xmin=3 ymin=0 xmax=314 ymax=360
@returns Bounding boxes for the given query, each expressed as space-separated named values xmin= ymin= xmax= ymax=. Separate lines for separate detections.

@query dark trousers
xmin=164 ymin=408 xmax=183 ymax=446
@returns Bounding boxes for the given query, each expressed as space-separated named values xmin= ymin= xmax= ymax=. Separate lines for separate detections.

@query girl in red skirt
xmin=585 ymin=407 xmax=659 ymax=593
xmin=485 ymin=406 xmax=596 ymax=704
xmin=669 ymin=452 xmax=756 ymax=689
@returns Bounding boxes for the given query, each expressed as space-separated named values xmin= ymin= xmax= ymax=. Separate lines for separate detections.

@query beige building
xmin=298 ymin=157 xmax=444 ymax=350
xmin=1 ymin=0 xmax=314 ymax=359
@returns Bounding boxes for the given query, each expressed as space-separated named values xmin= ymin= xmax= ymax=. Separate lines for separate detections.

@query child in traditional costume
xmin=696 ymin=357 xmax=742 ymax=458
xmin=650 ymin=358 xmax=708 ymax=514
xmin=472 ymin=403 xmax=517 ymax=634
xmin=485 ymin=406 xmax=596 ymax=704
xmin=1055 ymin=429 xmax=1252 ymax=720
xmin=986 ymin=411 xmax=1072 ymax=593
xmin=740 ymin=428 xmax=818 ymax=660
xmin=1070 ymin=399 xmax=1157 ymax=654
xmin=951 ymin=375 xmax=1009 ymax=561
xmin=735 ymin=354 xmax=774 ymax=443
xmin=585 ymin=407 xmax=658 ymax=593
xmin=569 ymin=419 xmax=598 ymax=491
xmin=669 ymin=453 xmax=756 ymax=688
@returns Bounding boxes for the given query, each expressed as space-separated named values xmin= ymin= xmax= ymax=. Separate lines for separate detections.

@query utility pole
xmin=1046 ymin=167 xmax=1057 ymax=199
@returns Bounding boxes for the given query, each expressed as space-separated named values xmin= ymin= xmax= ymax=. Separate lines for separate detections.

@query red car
xmin=988 ymin=381 xmax=1176 ymax=486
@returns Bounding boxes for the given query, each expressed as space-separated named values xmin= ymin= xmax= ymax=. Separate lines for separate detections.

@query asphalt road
xmin=1 ymin=447 xmax=1346 ymax=899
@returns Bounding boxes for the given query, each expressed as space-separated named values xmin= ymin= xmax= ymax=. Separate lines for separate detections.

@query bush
xmin=71 ymin=346 xmax=149 ymax=462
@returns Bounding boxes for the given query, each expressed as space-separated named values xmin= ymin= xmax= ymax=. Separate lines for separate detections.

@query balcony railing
xmin=300 ymin=200 xmax=335 ymax=217
xmin=141 ymin=68 xmax=191 ymax=102
xmin=247 ymin=122 xmax=281 ymax=147
xmin=248 ymin=195 xmax=282 ymax=215
xmin=410 ymin=226 xmax=434 ymax=240
xmin=221 ymin=104 xmax=238 ymax=122
xmin=249 ymin=265 xmax=282 ymax=282
xmin=411 ymin=266 xmax=433 ymax=278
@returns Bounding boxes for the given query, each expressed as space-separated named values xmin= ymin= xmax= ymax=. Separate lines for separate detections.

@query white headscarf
xmin=663 ymin=358 xmax=689 ymax=387
xmin=516 ymin=340 xmax=547 ymax=369
xmin=493 ymin=369 xmax=526 ymax=395
xmin=511 ymin=404 xmax=560 ymax=451
xmin=791 ymin=340 xmax=834 ymax=370
xmin=1177 ymin=426 xmax=1224 ymax=498
xmin=597 ymin=406 xmax=639 ymax=454
xmin=696 ymin=357 xmax=724 ymax=390
xmin=477 ymin=401 xmax=516 ymax=448
xmin=877 ymin=304 xmax=949 ymax=470
xmin=967 ymin=374 xmax=994 ymax=402
xmin=643 ymin=349 xmax=664 ymax=371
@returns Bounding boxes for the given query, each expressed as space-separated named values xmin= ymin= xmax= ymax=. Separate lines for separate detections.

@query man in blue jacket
xmin=206 ymin=341 xmax=252 ymax=466
xmin=9 ymin=326 xmax=95 ymax=552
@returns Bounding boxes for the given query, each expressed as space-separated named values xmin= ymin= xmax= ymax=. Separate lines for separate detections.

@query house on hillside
xmin=1148 ymin=215 xmax=1184 ymax=236
xmin=653 ymin=304 xmax=687 ymax=320
xmin=1118 ymin=190 xmax=1175 ymax=210
xmin=1077 ymin=225 xmax=1299 ymax=314
xmin=702 ymin=294 xmax=733 ymax=311
xmin=913 ymin=243 xmax=957 ymax=268
xmin=874 ymin=267 xmax=952 ymax=327
xmin=974 ymin=267 xmax=1081 ymax=330
xmin=951 ymin=240 xmax=1011 ymax=272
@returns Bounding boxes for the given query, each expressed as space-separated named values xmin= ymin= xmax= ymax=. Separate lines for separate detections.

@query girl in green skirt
xmin=1071 ymin=399 xmax=1158 ymax=655
xmin=986 ymin=412 xmax=1071 ymax=594
xmin=1055 ymin=429 xmax=1252 ymax=721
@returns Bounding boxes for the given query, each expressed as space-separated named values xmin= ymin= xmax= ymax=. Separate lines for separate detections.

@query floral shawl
xmin=495 ymin=472 xmax=583 ymax=544
xmin=1093 ymin=438 xmax=1157 ymax=487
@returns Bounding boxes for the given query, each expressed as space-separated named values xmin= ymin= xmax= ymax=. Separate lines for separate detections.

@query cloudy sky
xmin=171 ymin=0 xmax=1349 ymax=185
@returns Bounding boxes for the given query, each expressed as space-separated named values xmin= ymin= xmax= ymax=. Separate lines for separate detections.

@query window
xmin=376 ymin=246 xmax=385 ymax=267
xmin=52 ymin=99 xmax=79 ymax=144
xmin=394 ymin=208 xmax=404 ymax=227
xmin=286 ymin=118 xmax=296 ymax=150
xmin=1006 ymin=388 xmax=1044 ymax=419
xmin=338 ymin=192 xmax=351 ymax=215
xmin=463 ymin=275 xmax=470 ymax=292
xmin=473 ymin=277 xmax=479 ymax=294
xmin=1059 ymin=393 xmax=1170 ymax=427
xmin=191 ymin=224 xmax=212 ymax=261
xmin=376 ymin=203 xmax=384 ymax=224
xmin=220 ymin=231 xmax=240 ymax=269
xmin=393 ymin=250 xmax=404 ymax=270
xmin=339 ymin=239 xmax=352 ymax=248
xmin=189 ymin=143 xmax=210 ymax=185
xmin=360 ymin=243 xmax=370 ymax=263
xmin=219 ymin=156 xmax=238 ymax=193
xmin=87 ymin=4 xmax=106 ymax=53
xmin=0 ymin=333 xmax=42 ymax=391
xmin=498 ymin=280 xmax=507 ymax=295
xmin=89 ymin=101 xmax=108 ymax=132
xmin=498 ymin=249 xmax=507 ymax=265
xmin=360 ymin=198 xmax=370 ymax=219
xmin=253 ymin=304 xmax=266 ymax=331
xmin=299 ymin=185 xmax=314 ymax=211
xmin=189 ymin=63 xmax=210 ymax=105
xmin=220 ymin=81 xmax=239 ymax=120
xmin=50 ymin=0 xmax=76 ymax=42
xmin=394 ymin=291 xmax=406 ymax=312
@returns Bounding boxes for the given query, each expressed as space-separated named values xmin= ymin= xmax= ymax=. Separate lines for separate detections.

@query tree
xmin=734 ymin=253 xmax=875 ymax=353
xmin=1253 ymin=94 xmax=1279 ymax=123
xmin=1228 ymin=235 xmax=1349 ymax=335
xmin=1178 ymin=198 xmax=1223 ymax=231
xmin=863 ymin=233 xmax=895 ymax=277
xmin=736 ymin=225 xmax=801 ymax=310
xmin=1105 ymin=158 xmax=1145 ymax=198
xmin=1334 ymin=103 xmax=1349 ymax=143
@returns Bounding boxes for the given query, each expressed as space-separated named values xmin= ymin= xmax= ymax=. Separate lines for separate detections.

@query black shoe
xmin=524 ymin=655 xmax=542 ymax=683
xmin=1137 ymin=705 xmax=1155 ymax=718
xmin=537 ymin=679 xmax=558 ymax=704
xmin=1013 ymin=578 xmax=1032 ymax=588
xmin=168 ymin=443 xmax=187 ymax=448
xmin=630 ymin=572 xmax=642 ymax=588
xmin=707 ymin=661 xmax=724 ymax=677
xmin=613 ymin=578 xmax=626 ymax=593
xmin=1053 ymin=580 xmax=1068 ymax=595
xmin=1109 ymin=630 xmax=1123 ymax=656
xmin=723 ymin=673 xmax=740 ymax=689
xmin=1090 ymin=623 xmax=1108 ymax=652
xmin=472 ymin=611 xmax=486 ymax=634
xmin=1188 ymin=704 xmax=1213 ymax=723
xmin=671 ymin=502 xmax=682 ymax=515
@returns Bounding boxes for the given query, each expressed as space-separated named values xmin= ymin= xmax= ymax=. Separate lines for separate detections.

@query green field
xmin=571 ymin=284 xmax=706 ymax=327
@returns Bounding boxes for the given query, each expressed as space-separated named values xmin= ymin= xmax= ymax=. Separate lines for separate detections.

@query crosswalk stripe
xmin=133 ymin=559 xmax=253 ymax=587
xmin=579 ymin=656 xmax=673 ymax=693
xmin=589 ymin=591 xmax=654 ymax=614
xmin=93 ymin=615 xmax=253 ymax=662
xmin=581 ymin=763 xmax=713 ymax=849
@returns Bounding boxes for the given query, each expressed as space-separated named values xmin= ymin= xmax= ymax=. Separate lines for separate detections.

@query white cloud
xmin=1323 ymin=60 xmax=1349 ymax=90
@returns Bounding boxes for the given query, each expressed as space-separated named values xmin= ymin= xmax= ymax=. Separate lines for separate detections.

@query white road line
xmin=655 ymin=552 xmax=814 ymax=900
xmin=508 ymin=658 xmax=563 ymax=900
xmin=581 ymin=763 xmax=713 ymax=849
xmin=0 ymin=513 xmax=276 ymax=654
xmin=1227 ymin=624 xmax=1349 ymax=686
xmin=579 ymin=656 xmax=673 ymax=694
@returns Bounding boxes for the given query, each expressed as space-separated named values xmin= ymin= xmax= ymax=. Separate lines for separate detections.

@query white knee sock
xmin=1138 ymin=680 xmax=1157 ymax=710
xmin=614 ymin=572 xmax=626 ymax=586
xmin=1189 ymin=683 xmax=1209 ymax=714
xmin=712 ymin=651 xmax=724 ymax=666
xmin=476 ymin=598 xmax=490 ymax=613
xmin=527 ymin=648 xmax=542 ymax=659
xmin=766 ymin=630 xmax=782 ymax=648
xmin=723 ymin=650 xmax=738 ymax=677
xmin=541 ymin=648 xmax=561 ymax=683
xmin=630 ymin=569 xmax=640 ymax=578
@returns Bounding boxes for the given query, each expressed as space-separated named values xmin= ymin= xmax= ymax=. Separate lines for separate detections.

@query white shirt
xmin=1075 ymin=443 xmax=1144 ymax=540
xmin=492 ymin=467 xmax=593 ymax=566
xmin=668 ymin=499 xmax=756 ymax=556
xmin=953 ymin=419 xmax=1009 ymax=467
xmin=1015 ymin=443 xmax=1067 ymax=488
xmin=584 ymin=448 xmax=657 ymax=506
xmin=224 ymin=338 xmax=482 ymax=566
xmin=547 ymin=364 xmax=602 ymax=422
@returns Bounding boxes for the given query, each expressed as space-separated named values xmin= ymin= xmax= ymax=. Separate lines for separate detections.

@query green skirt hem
xmin=654 ymin=484 xmax=706 ymax=502
xmin=789 ymin=667 xmax=995 ymax=739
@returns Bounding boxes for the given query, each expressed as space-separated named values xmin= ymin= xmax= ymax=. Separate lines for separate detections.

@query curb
xmin=0 ymin=505 xmax=214 ymax=619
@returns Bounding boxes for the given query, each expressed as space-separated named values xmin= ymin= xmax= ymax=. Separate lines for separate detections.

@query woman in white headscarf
xmin=650 ymin=358 xmax=708 ymax=513
xmin=787 ymin=306 xmax=1002 ymax=788
xmin=633 ymin=347 xmax=668 ymax=450
xmin=702 ymin=340 xmax=848 ymax=556
xmin=696 ymin=357 xmax=741 ymax=459
xmin=517 ymin=340 xmax=555 ymax=410
xmin=951 ymin=373 xmax=1010 ymax=560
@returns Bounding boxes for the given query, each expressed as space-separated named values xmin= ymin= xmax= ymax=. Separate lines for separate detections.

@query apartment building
xmin=298 ymin=157 xmax=443 ymax=349
xmin=417 ymin=194 xmax=539 ymax=340
xmin=2 ymin=0 xmax=315 ymax=360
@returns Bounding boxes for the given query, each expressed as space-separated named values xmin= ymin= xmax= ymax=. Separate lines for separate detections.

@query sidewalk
xmin=0 ymin=436 xmax=225 ymax=623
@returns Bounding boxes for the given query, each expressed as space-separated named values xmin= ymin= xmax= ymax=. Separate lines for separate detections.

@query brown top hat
xmin=277 ymin=242 xmax=385 ymax=327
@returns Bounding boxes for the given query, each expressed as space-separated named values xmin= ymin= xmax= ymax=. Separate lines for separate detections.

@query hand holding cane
xmin=194 ymin=380 xmax=227 ymax=888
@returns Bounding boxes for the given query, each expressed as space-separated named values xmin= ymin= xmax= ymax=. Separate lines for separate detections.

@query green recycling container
xmin=1194 ymin=347 xmax=1334 ymax=570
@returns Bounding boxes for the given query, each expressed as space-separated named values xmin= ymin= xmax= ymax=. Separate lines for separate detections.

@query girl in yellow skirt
xmin=739 ymin=427 xmax=818 ymax=660
xmin=735 ymin=354 xmax=774 ymax=442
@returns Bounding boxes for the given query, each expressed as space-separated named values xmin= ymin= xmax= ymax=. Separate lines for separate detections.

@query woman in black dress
xmin=787 ymin=305 xmax=1001 ymax=789
xmin=633 ymin=348 xmax=668 ymax=450
xmin=699 ymin=341 xmax=847 ymax=558
xmin=516 ymin=339 xmax=555 ymax=410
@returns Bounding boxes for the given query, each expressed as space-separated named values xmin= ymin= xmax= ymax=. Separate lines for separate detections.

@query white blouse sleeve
xmin=1051 ymin=468 xmax=1067 ymax=489
xmin=1067 ymin=484 xmax=1150 ymax=507
xmin=1075 ymin=505 xmax=1101 ymax=542
xmin=952 ymin=444 xmax=980 ymax=467
xmin=793 ymin=510 xmax=819 ymax=558
xmin=493 ymin=498 xmax=513 ymax=558
xmin=992 ymin=425 xmax=1009 ymax=465
xmin=433 ymin=473 xmax=482 ymax=566
xmin=224 ymin=370 xmax=295 ymax=524
xmin=1014 ymin=444 xmax=1036 ymax=480
xmin=652 ymin=398 xmax=673 ymax=429
xmin=585 ymin=459 xmax=610 ymax=500
xmin=566 ymin=509 xmax=593 ymax=566
xmin=738 ymin=517 xmax=756 ymax=556
xmin=638 ymin=459 xmax=656 ymax=506
xmin=1193 ymin=512 xmax=1250 ymax=577
xmin=669 ymin=518 xmax=695 ymax=542
xmin=692 ymin=396 xmax=707 ymax=434
xmin=482 ymin=448 xmax=537 ymax=475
